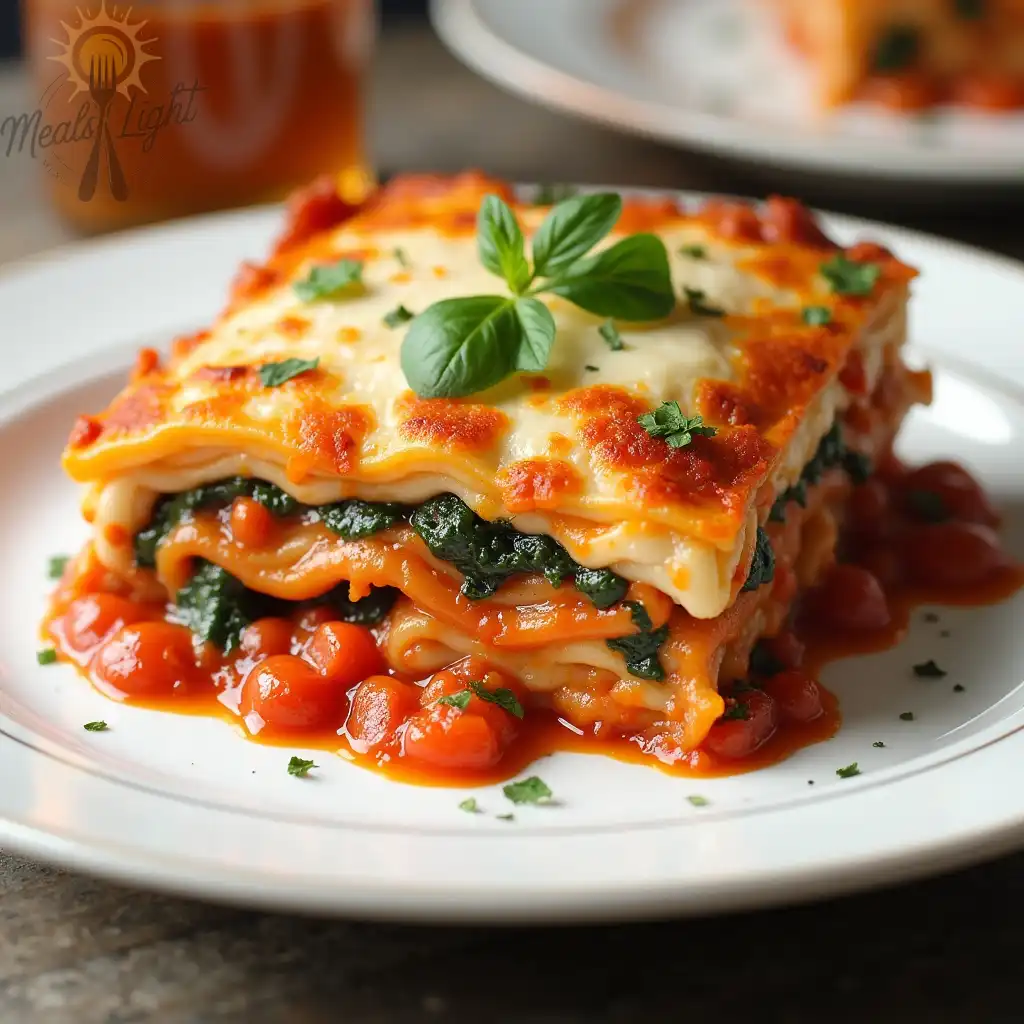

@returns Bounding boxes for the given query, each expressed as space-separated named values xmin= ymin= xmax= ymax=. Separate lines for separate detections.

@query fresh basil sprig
xmin=400 ymin=193 xmax=675 ymax=399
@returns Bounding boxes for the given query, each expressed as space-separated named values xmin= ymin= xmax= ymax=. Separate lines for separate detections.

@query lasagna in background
xmin=769 ymin=0 xmax=1024 ymax=110
xmin=47 ymin=171 xmax=935 ymax=777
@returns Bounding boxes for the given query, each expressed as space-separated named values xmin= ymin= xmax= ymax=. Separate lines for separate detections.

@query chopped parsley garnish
xmin=836 ymin=762 xmax=861 ymax=779
xmin=458 ymin=797 xmax=480 ymax=813
xmin=872 ymin=741 xmax=885 ymax=748
xmin=721 ymin=702 xmax=750 ymax=722
xmin=502 ymin=776 xmax=553 ymax=805
xmin=820 ymin=255 xmax=881 ymax=297
xmin=439 ymin=682 xmax=525 ymax=719
xmin=907 ymin=489 xmax=950 ymax=523
xmin=924 ymin=611 xmax=940 ymax=623
xmin=393 ymin=247 xmax=410 ymax=268
xmin=584 ymin=364 xmax=600 ymax=372
xmin=913 ymin=659 xmax=947 ymax=679
xmin=953 ymin=684 xmax=966 ymax=693
xmin=606 ymin=601 xmax=669 ymax=681
xmin=383 ymin=304 xmax=415 ymax=328
xmin=84 ymin=721 xmax=108 ymax=732
xmin=287 ymin=756 xmax=317 ymax=777
xmin=872 ymin=25 xmax=920 ymax=73
xmin=293 ymin=257 xmax=364 ymax=302
xmin=599 ymin=319 xmax=624 ymax=351
xmin=496 ymin=813 xmax=515 ymax=822
xmin=899 ymin=711 xmax=915 ymax=721
xmin=47 ymin=555 xmax=70 ymax=579
xmin=680 ymin=244 xmax=707 ymax=259
xmin=741 ymin=527 xmax=776 ymax=593
xmin=36 ymin=648 xmax=57 ymax=666
xmin=683 ymin=287 xmax=725 ymax=317
xmin=801 ymin=306 xmax=832 ymax=326
xmin=258 ymin=357 xmax=319 ymax=388
xmin=687 ymin=795 xmax=710 ymax=807
xmin=438 ymin=689 xmax=472 ymax=711
xmin=637 ymin=401 xmax=717 ymax=449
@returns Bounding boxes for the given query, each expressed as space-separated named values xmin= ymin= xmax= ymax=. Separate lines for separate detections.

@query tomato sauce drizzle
xmin=43 ymin=460 xmax=1023 ymax=788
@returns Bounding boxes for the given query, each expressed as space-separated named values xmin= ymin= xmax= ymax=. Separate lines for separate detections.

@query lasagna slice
xmin=49 ymin=172 xmax=927 ymax=772
xmin=768 ymin=0 xmax=1024 ymax=109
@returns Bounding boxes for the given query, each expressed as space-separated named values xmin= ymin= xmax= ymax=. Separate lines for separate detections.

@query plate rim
xmin=431 ymin=0 xmax=1024 ymax=184
xmin=3 ymin=193 xmax=1024 ymax=922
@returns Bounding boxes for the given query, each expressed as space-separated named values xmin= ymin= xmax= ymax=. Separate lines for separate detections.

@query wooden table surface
xmin=2 ymin=25 xmax=1024 ymax=1023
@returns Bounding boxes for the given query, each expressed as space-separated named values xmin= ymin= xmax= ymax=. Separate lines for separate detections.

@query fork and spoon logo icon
xmin=79 ymin=54 xmax=128 ymax=202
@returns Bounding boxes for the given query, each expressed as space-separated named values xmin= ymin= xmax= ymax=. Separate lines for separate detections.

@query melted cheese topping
xmin=64 ymin=173 xmax=915 ymax=619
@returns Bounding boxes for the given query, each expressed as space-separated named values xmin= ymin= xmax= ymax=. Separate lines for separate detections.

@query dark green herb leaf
xmin=907 ymin=489 xmax=950 ymax=523
xmin=531 ymin=192 xmax=622 ymax=278
xmin=899 ymin=711 xmax=915 ymax=721
xmin=458 ymin=797 xmax=480 ymax=813
xmin=294 ymin=258 xmax=364 ymax=301
xmin=687 ymin=795 xmax=710 ymax=807
xmin=287 ymin=756 xmax=317 ymax=777
xmin=722 ymin=702 xmax=751 ymax=721
xmin=47 ymin=555 xmax=70 ymax=579
xmin=174 ymin=560 xmax=254 ymax=653
xmin=802 ymin=306 xmax=832 ymax=326
xmin=820 ymin=255 xmax=881 ymax=296
xmin=383 ymin=304 xmax=415 ymax=328
xmin=606 ymin=601 xmax=669 ymax=681
xmin=924 ymin=611 xmax=940 ymax=623
xmin=503 ymin=776 xmax=553 ymax=805
xmin=469 ymin=680 xmax=525 ymax=719
xmin=322 ymin=584 xmax=399 ymax=626
xmin=573 ymin=567 xmax=629 ymax=609
xmin=843 ymin=450 xmax=873 ymax=485
xmin=84 ymin=721 xmax=108 ymax=732
xmin=680 ymin=244 xmax=706 ymax=259
xmin=637 ymin=401 xmax=718 ymax=449
xmin=913 ymin=659 xmax=947 ymax=679
xmin=477 ymin=194 xmax=531 ymax=293
xmin=836 ymin=762 xmax=861 ymax=778
xmin=872 ymin=741 xmax=885 ymax=748
xmin=546 ymin=234 xmax=676 ymax=320
xmin=749 ymin=640 xmax=785 ymax=678
xmin=496 ymin=813 xmax=515 ymax=821
xmin=584 ymin=364 xmax=600 ymax=372
xmin=872 ymin=25 xmax=920 ymax=72
xmin=953 ymin=683 xmax=966 ymax=692
xmin=741 ymin=527 xmax=775 ymax=593
xmin=36 ymin=648 xmax=57 ymax=666
xmin=599 ymin=319 xmax=624 ymax=351
xmin=438 ymin=689 xmax=472 ymax=711
xmin=259 ymin=358 xmax=319 ymax=388
xmin=319 ymin=499 xmax=407 ymax=539
xmin=683 ymin=287 xmax=725 ymax=317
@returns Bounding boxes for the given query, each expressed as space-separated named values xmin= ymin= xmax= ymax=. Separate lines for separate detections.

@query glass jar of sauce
xmin=19 ymin=0 xmax=376 ymax=234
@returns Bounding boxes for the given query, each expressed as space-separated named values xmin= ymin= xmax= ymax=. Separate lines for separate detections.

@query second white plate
xmin=432 ymin=0 xmax=1024 ymax=183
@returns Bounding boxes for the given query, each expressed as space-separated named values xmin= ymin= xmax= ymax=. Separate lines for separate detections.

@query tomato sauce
xmin=42 ymin=460 xmax=1023 ymax=787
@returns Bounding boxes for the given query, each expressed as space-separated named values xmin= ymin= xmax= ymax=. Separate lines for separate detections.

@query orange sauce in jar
xmin=21 ymin=0 xmax=376 ymax=233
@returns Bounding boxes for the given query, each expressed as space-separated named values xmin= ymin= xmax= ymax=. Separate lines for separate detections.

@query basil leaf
xmin=477 ymin=194 xmax=531 ymax=294
xmin=512 ymin=297 xmax=556 ymax=372
xmin=547 ymin=234 xmax=675 ymax=320
xmin=293 ymin=258 xmax=363 ymax=302
xmin=259 ymin=358 xmax=319 ymax=388
xmin=531 ymin=193 xmax=622 ymax=278
xmin=401 ymin=296 xmax=523 ymax=399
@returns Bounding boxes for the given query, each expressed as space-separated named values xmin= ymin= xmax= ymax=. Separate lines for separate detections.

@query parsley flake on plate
xmin=637 ymin=401 xmax=717 ymax=449
xmin=913 ymin=660 xmax=947 ymax=679
xmin=687 ymin=795 xmax=709 ymax=807
xmin=84 ymin=721 xmax=108 ymax=732
xmin=259 ymin=358 xmax=319 ymax=388
xmin=36 ymin=648 xmax=57 ymax=666
xmin=496 ymin=813 xmax=515 ymax=822
xmin=899 ymin=711 xmax=915 ymax=721
xmin=503 ymin=776 xmax=553 ymax=805
xmin=458 ymin=797 xmax=480 ymax=814
xmin=953 ymin=684 xmax=966 ymax=693
xmin=872 ymin=741 xmax=885 ymax=748
xmin=47 ymin=555 xmax=70 ymax=579
xmin=287 ymin=756 xmax=317 ymax=778
xmin=836 ymin=762 xmax=861 ymax=779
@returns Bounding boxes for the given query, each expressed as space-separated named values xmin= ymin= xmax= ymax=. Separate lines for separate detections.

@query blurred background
xmin=2 ymin=0 xmax=1022 ymax=263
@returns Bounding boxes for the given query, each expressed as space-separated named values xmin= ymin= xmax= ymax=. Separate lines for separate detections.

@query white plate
xmin=432 ymin=0 xmax=1024 ymax=184
xmin=1 ymin=196 xmax=1024 ymax=923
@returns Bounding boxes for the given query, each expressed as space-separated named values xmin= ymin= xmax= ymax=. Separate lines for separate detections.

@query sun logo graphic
xmin=48 ymin=2 xmax=160 ymax=202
